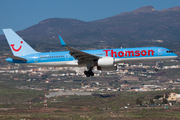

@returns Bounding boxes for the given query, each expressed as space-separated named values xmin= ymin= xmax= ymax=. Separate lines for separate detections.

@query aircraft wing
xmin=4 ymin=53 xmax=27 ymax=61
xmin=59 ymin=36 xmax=100 ymax=63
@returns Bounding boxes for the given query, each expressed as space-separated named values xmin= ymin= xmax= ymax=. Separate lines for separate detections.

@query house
xmin=121 ymin=84 xmax=130 ymax=89
xmin=167 ymin=93 xmax=180 ymax=102
xmin=174 ymin=81 xmax=180 ymax=84
xmin=169 ymin=80 xmax=174 ymax=83
xmin=131 ymin=87 xmax=141 ymax=91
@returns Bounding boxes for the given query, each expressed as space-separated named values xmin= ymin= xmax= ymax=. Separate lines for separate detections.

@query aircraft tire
xmin=84 ymin=70 xmax=94 ymax=77
xmin=84 ymin=71 xmax=88 ymax=74
xmin=86 ymin=73 xmax=90 ymax=77
xmin=155 ymin=68 xmax=158 ymax=72
xmin=91 ymin=72 xmax=94 ymax=76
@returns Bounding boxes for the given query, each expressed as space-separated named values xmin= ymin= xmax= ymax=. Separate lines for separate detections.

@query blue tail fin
xmin=3 ymin=29 xmax=38 ymax=56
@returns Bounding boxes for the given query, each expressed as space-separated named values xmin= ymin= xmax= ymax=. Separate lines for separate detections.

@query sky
xmin=0 ymin=0 xmax=180 ymax=34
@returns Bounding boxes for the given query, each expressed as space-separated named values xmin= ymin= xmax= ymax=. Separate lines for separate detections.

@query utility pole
xmin=44 ymin=91 xmax=47 ymax=108
xmin=29 ymin=100 xmax=31 ymax=110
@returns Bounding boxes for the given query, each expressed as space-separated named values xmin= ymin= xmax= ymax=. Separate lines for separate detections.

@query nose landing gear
xmin=154 ymin=61 xmax=162 ymax=72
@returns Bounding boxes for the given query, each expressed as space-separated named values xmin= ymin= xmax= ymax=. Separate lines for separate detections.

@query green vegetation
xmin=0 ymin=80 xmax=47 ymax=88
xmin=155 ymin=68 xmax=180 ymax=79
xmin=0 ymin=81 xmax=180 ymax=119
xmin=0 ymin=83 xmax=44 ymax=107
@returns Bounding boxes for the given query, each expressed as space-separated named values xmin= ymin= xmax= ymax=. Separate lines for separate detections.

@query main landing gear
xmin=84 ymin=70 xmax=94 ymax=77
xmin=84 ymin=62 xmax=95 ymax=77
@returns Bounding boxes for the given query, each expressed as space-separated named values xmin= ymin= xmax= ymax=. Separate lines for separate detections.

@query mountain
xmin=17 ymin=18 xmax=90 ymax=39
xmin=90 ymin=6 xmax=180 ymax=40
xmin=1 ymin=6 xmax=180 ymax=52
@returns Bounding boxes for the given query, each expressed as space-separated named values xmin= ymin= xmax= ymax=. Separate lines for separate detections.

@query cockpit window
xmin=166 ymin=51 xmax=173 ymax=53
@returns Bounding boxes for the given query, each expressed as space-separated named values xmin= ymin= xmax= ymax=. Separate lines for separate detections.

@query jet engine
xmin=97 ymin=57 xmax=117 ymax=71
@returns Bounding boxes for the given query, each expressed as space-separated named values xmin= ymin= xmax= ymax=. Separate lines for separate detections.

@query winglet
xmin=59 ymin=36 xmax=67 ymax=46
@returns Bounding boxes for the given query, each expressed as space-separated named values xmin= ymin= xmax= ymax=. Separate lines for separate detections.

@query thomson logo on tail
xmin=10 ymin=41 xmax=23 ymax=52
xmin=3 ymin=29 xmax=37 ymax=56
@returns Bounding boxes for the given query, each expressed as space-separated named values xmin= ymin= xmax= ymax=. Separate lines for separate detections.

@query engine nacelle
xmin=97 ymin=57 xmax=114 ymax=67
xmin=97 ymin=57 xmax=117 ymax=71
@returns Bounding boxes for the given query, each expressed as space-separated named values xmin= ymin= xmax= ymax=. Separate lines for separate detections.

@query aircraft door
xmin=65 ymin=54 xmax=69 ymax=60
xmin=34 ymin=55 xmax=38 ymax=62
xmin=158 ymin=49 xmax=162 ymax=56
xmin=124 ymin=49 xmax=127 ymax=57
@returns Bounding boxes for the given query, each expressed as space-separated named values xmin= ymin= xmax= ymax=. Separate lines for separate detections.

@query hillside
xmin=0 ymin=6 xmax=180 ymax=52
xmin=0 ymin=83 xmax=44 ymax=104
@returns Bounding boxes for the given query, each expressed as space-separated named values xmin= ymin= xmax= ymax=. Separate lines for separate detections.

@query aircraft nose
xmin=176 ymin=54 xmax=178 ymax=58
xmin=175 ymin=53 xmax=178 ymax=59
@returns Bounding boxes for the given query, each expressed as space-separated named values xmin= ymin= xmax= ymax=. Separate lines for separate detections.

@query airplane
xmin=2 ymin=29 xmax=178 ymax=77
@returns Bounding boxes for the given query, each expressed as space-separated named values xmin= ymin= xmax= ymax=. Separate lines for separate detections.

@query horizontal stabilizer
xmin=4 ymin=53 xmax=27 ymax=61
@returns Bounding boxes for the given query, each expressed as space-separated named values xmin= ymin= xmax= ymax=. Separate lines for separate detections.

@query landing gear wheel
xmin=84 ymin=71 xmax=88 ymax=74
xmin=90 ymin=72 xmax=94 ymax=76
xmin=84 ymin=70 xmax=94 ymax=77
xmin=155 ymin=68 xmax=158 ymax=72
xmin=86 ymin=73 xmax=90 ymax=77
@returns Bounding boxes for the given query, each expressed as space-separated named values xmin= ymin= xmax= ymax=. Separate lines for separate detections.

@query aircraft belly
xmin=28 ymin=61 xmax=84 ymax=67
